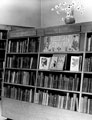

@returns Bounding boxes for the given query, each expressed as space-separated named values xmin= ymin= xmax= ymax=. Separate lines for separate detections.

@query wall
xmin=41 ymin=0 xmax=92 ymax=28
xmin=0 ymin=0 xmax=92 ymax=28
xmin=0 ymin=0 xmax=41 ymax=28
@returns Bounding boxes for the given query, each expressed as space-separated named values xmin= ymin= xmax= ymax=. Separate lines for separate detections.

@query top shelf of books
xmin=40 ymin=33 xmax=85 ymax=53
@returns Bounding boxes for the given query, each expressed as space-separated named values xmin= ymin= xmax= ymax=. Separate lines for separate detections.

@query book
xmin=34 ymin=92 xmax=39 ymax=104
xmin=45 ymin=91 xmax=49 ymax=106
xmin=70 ymin=56 xmax=82 ymax=71
xmin=44 ymin=75 xmax=49 ymax=87
xmin=65 ymin=93 xmax=69 ymax=109
xmin=72 ymin=94 xmax=77 ymax=111
xmin=42 ymin=92 xmax=46 ymax=105
xmin=29 ymin=89 xmax=32 ymax=102
xmin=0 ymin=32 xmax=3 ymax=39
xmin=40 ymin=72 xmax=44 ymax=87
xmin=72 ymin=74 xmax=79 ymax=91
xmin=29 ymin=72 xmax=36 ymax=86
xmin=68 ymin=76 xmax=73 ymax=90
xmin=83 ymin=96 xmax=88 ymax=113
xmin=48 ymin=93 xmax=53 ymax=107
xmin=31 ymin=57 xmax=37 ymax=69
xmin=28 ymin=38 xmax=39 ymax=52
xmin=63 ymin=75 xmax=69 ymax=90
xmin=87 ymin=99 xmax=90 ymax=114
xmin=87 ymin=37 xmax=91 ymax=51
xmin=84 ymin=57 xmax=92 ymax=72
xmin=8 ymin=41 xmax=11 ymax=53
xmin=57 ymin=95 xmax=62 ymax=108
xmin=6 ymin=71 xmax=10 ymax=83
xmin=75 ymin=97 xmax=79 ymax=112
xmin=49 ymin=54 xmax=66 ymax=70
xmin=37 ymin=72 xmax=41 ymax=86
xmin=60 ymin=96 xmax=64 ymax=109
xmin=39 ymin=57 xmax=51 ymax=70
xmin=53 ymin=75 xmax=58 ymax=88
xmin=11 ymin=71 xmax=16 ymax=83
xmin=82 ymin=77 xmax=89 ymax=92
xmin=48 ymin=74 xmax=54 ymax=88
xmin=79 ymin=97 xmax=84 ymax=113
xmin=58 ymin=74 xmax=63 ymax=89
xmin=49 ymin=55 xmax=57 ymax=69
xmin=89 ymin=99 xmax=92 ymax=114
xmin=30 ymin=57 xmax=33 ymax=68
xmin=63 ymin=96 xmax=66 ymax=109
xmin=22 ymin=71 xmax=29 ymax=85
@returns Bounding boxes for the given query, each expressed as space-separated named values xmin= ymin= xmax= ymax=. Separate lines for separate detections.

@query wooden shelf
xmin=7 ymin=52 xmax=38 ymax=55
xmin=4 ymin=82 xmax=36 ymax=88
xmin=2 ymin=22 xmax=92 ymax=120
xmin=39 ymin=51 xmax=84 ymax=54
xmin=5 ymin=67 xmax=37 ymax=71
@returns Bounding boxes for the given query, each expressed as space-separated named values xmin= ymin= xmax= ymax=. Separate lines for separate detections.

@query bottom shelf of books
xmin=2 ymin=97 xmax=92 ymax=120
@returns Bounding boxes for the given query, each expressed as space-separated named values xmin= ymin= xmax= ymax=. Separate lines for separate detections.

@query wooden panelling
xmin=44 ymin=26 xmax=59 ymax=35
xmin=81 ymin=22 xmax=92 ymax=32
xmin=11 ymin=26 xmax=34 ymax=31
xmin=36 ymin=28 xmax=44 ymax=36
xmin=59 ymin=24 xmax=81 ymax=34
xmin=8 ymin=29 xmax=36 ymax=38
xmin=0 ymin=24 xmax=11 ymax=30
xmin=44 ymin=24 xmax=81 ymax=36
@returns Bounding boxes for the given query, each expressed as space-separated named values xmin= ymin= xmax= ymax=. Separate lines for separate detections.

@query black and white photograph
xmin=0 ymin=0 xmax=92 ymax=120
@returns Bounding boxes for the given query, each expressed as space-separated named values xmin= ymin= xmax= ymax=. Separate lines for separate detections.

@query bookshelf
xmin=0 ymin=30 xmax=7 ymax=99
xmin=2 ymin=22 xmax=92 ymax=120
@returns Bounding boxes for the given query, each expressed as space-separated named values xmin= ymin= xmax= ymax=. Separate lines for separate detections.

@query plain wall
xmin=0 ymin=0 xmax=41 ymax=28
xmin=1 ymin=0 xmax=92 ymax=28
xmin=41 ymin=0 xmax=92 ymax=28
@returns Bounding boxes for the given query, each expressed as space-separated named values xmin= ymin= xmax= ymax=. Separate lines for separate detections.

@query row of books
xmin=37 ymin=72 xmax=79 ymax=91
xmin=82 ymin=77 xmax=92 ymax=93
xmin=8 ymin=38 xmax=39 ymax=53
xmin=34 ymin=91 xmax=79 ymax=111
xmin=4 ymin=69 xmax=80 ymax=91
xmin=4 ymin=71 xmax=36 ymax=86
xmin=6 ymin=56 xmax=37 ymax=69
xmin=7 ymin=34 xmax=80 ymax=53
xmin=39 ymin=55 xmax=82 ymax=72
xmin=4 ymin=85 xmax=79 ymax=111
xmin=39 ymin=54 xmax=66 ymax=70
xmin=42 ymin=34 xmax=80 ymax=52
xmin=6 ymin=54 xmax=82 ymax=72
xmin=4 ymin=86 xmax=34 ymax=102
xmin=80 ymin=96 xmax=92 ymax=114
xmin=84 ymin=57 xmax=92 ymax=72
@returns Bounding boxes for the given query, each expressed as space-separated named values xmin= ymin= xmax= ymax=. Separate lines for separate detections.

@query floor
xmin=0 ymin=101 xmax=6 ymax=120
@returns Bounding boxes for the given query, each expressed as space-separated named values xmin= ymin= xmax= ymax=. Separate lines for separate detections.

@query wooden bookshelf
xmin=2 ymin=22 xmax=92 ymax=120
xmin=0 ymin=30 xmax=7 ymax=100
